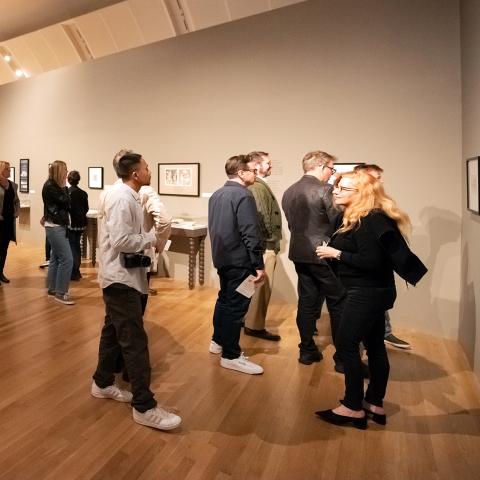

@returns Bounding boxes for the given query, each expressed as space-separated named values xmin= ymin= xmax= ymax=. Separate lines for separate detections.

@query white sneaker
xmin=209 ymin=340 xmax=222 ymax=354
xmin=220 ymin=353 xmax=264 ymax=375
xmin=133 ymin=406 xmax=182 ymax=430
xmin=91 ymin=381 xmax=133 ymax=402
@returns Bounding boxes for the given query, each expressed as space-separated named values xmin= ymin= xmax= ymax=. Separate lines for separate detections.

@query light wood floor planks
xmin=0 ymin=245 xmax=479 ymax=480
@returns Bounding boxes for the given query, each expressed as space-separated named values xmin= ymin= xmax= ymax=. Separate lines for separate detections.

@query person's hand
xmin=253 ymin=269 xmax=266 ymax=284
xmin=316 ymin=245 xmax=340 ymax=259
xmin=40 ymin=216 xmax=45 ymax=227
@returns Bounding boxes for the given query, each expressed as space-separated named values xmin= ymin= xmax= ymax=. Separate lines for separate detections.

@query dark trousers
xmin=212 ymin=266 xmax=252 ymax=359
xmin=0 ymin=221 xmax=12 ymax=275
xmin=93 ymin=283 xmax=156 ymax=413
xmin=68 ymin=230 xmax=83 ymax=278
xmin=294 ymin=262 xmax=345 ymax=358
xmin=336 ymin=286 xmax=396 ymax=411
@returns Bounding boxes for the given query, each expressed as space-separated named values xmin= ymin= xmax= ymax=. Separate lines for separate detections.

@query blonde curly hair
xmin=335 ymin=170 xmax=411 ymax=239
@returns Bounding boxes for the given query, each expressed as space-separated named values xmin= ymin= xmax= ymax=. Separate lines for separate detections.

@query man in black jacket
xmin=282 ymin=150 xmax=344 ymax=366
xmin=208 ymin=155 xmax=265 ymax=375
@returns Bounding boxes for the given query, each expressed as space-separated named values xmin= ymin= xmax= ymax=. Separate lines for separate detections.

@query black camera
xmin=121 ymin=252 xmax=151 ymax=268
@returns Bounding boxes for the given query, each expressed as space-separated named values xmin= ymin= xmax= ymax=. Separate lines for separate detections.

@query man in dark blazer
xmin=282 ymin=150 xmax=344 ymax=366
xmin=208 ymin=155 xmax=265 ymax=375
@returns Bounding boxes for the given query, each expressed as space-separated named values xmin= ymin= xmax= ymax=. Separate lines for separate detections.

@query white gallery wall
xmin=460 ymin=0 xmax=480 ymax=378
xmin=0 ymin=0 xmax=462 ymax=340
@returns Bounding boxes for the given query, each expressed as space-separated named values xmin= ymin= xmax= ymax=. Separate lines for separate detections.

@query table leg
xmin=188 ymin=237 xmax=196 ymax=289
xmin=199 ymin=237 xmax=205 ymax=286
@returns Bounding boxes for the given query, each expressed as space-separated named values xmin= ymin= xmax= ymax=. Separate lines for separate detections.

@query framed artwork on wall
xmin=88 ymin=167 xmax=104 ymax=189
xmin=19 ymin=158 xmax=29 ymax=193
xmin=158 ymin=163 xmax=200 ymax=197
xmin=467 ymin=157 xmax=480 ymax=215
xmin=8 ymin=166 xmax=15 ymax=183
xmin=328 ymin=162 xmax=364 ymax=184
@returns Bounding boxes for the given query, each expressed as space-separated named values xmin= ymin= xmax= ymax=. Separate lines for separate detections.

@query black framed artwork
xmin=328 ymin=162 xmax=364 ymax=184
xmin=88 ymin=167 xmax=104 ymax=189
xmin=8 ymin=166 xmax=15 ymax=183
xmin=467 ymin=157 xmax=480 ymax=215
xmin=19 ymin=158 xmax=29 ymax=192
xmin=158 ymin=163 xmax=200 ymax=197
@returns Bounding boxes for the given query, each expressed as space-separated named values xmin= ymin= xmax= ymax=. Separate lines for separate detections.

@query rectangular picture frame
xmin=467 ymin=157 xmax=480 ymax=215
xmin=88 ymin=166 xmax=104 ymax=190
xmin=8 ymin=166 xmax=15 ymax=184
xmin=19 ymin=158 xmax=29 ymax=193
xmin=158 ymin=163 xmax=200 ymax=197
xmin=328 ymin=162 xmax=364 ymax=184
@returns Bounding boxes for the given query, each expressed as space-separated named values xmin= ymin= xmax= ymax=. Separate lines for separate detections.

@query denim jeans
xmin=93 ymin=283 xmax=156 ymax=413
xmin=336 ymin=286 xmax=396 ymax=410
xmin=294 ymin=262 xmax=345 ymax=359
xmin=46 ymin=226 xmax=73 ymax=295
xmin=212 ymin=266 xmax=252 ymax=359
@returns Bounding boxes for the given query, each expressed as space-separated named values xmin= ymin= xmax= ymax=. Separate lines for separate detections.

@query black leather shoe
xmin=0 ymin=274 xmax=10 ymax=283
xmin=363 ymin=407 xmax=386 ymax=425
xmin=334 ymin=361 xmax=370 ymax=379
xmin=244 ymin=328 xmax=281 ymax=341
xmin=315 ymin=409 xmax=367 ymax=430
xmin=299 ymin=350 xmax=323 ymax=365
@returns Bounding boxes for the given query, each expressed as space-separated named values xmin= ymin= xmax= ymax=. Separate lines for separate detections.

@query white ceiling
xmin=0 ymin=0 xmax=306 ymax=86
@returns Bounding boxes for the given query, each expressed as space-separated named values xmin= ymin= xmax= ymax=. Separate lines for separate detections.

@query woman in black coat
xmin=316 ymin=170 xmax=427 ymax=429
xmin=0 ymin=161 xmax=20 ymax=284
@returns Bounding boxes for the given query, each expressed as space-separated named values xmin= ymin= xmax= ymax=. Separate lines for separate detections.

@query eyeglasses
xmin=335 ymin=185 xmax=359 ymax=192
xmin=323 ymin=165 xmax=337 ymax=174
xmin=239 ymin=169 xmax=257 ymax=174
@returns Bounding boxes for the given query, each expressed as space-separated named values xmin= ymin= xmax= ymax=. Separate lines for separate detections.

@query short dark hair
xmin=247 ymin=151 xmax=268 ymax=165
xmin=116 ymin=153 xmax=142 ymax=179
xmin=67 ymin=170 xmax=80 ymax=186
xmin=225 ymin=155 xmax=250 ymax=178
xmin=354 ymin=163 xmax=383 ymax=173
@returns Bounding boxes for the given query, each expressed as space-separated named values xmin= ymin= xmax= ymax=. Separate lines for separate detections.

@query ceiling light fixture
xmin=15 ymin=69 xmax=24 ymax=77
xmin=3 ymin=54 xmax=11 ymax=62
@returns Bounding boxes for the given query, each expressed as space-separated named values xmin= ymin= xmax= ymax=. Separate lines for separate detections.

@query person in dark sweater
xmin=315 ymin=170 xmax=427 ymax=429
xmin=208 ymin=155 xmax=265 ymax=375
xmin=67 ymin=171 xmax=89 ymax=281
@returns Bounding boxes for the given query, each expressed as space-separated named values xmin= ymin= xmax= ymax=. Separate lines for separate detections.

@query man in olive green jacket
xmin=244 ymin=151 xmax=282 ymax=341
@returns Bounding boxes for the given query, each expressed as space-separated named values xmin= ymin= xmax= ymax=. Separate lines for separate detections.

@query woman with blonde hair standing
xmin=316 ymin=170 xmax=427 ymax=429
xmin=0 ymin=161 xmax=20 ymax=284
xmin=42 ymin=161 xmax=74 ymax=305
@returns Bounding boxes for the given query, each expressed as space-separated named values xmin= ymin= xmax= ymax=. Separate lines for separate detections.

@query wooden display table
xmin=82 ymin=211 xmax=207 ymax=290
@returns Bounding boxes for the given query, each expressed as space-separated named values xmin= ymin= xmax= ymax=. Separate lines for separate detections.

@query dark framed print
xmin=328 ymin=162 xmax=364 ymax=184
xmin=19 ymin=158 xmax=29 ymax=192
xmin=88 ymin=167 xmax=104 ymax=189
xmin=8 ymin=166 xmax=15 ymax=183
xmin=467 ymin=157 xmax=480 ymax=214
xmin=158 ymin=163 xmax=200 ymax=197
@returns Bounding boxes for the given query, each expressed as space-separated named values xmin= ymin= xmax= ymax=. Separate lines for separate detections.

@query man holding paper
xmin=208 ymin=155 xmax=266 ymax=375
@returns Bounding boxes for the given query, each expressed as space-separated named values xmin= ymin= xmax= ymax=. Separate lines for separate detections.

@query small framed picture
xmin=8 ymin=166 xmax=15 ymax=183
xmin=158 ymin=163 xmax=200 ymax=197
xmin=467 ymin=157 xmax=480 ymax=215
xmin=88 ymin=167 xmax=104 ymax=190
xmin=329 ymin=162 xmax=364 ymax=184
xmin=19 ymin=158 xmax=29 ymax=192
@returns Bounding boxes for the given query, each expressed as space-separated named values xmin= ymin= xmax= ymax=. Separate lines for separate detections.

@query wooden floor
xmin=1 ymin=245 xmax=480 ymax=480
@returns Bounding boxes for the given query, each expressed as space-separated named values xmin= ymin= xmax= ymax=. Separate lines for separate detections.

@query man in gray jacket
xmin=282 ymin=150 xmax=344 ymax=366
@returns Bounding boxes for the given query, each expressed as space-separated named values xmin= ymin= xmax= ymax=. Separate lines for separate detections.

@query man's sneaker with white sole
xmin=220 ymin=353 xmax=263 ymax=375
xmin=91 ymin=381 xmax=133 ymax=402
xmin=209 ymin=340 xmax=222 ymax=354
xmin=133 ymin=406 xmax=182 ymax=430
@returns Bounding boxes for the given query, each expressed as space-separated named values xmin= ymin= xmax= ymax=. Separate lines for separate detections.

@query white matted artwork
xmin=158 ymin=163 xmax=200 ymax=197
xmin=8 ymin=166 xmax=15 ymax=183
xmin=467 ymin=157 xmax=480 ymax=215
xmin=328 ymin=162 xmax=364 ymax=184
xmin=88 ymin=167 xmax=104 ymax=190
